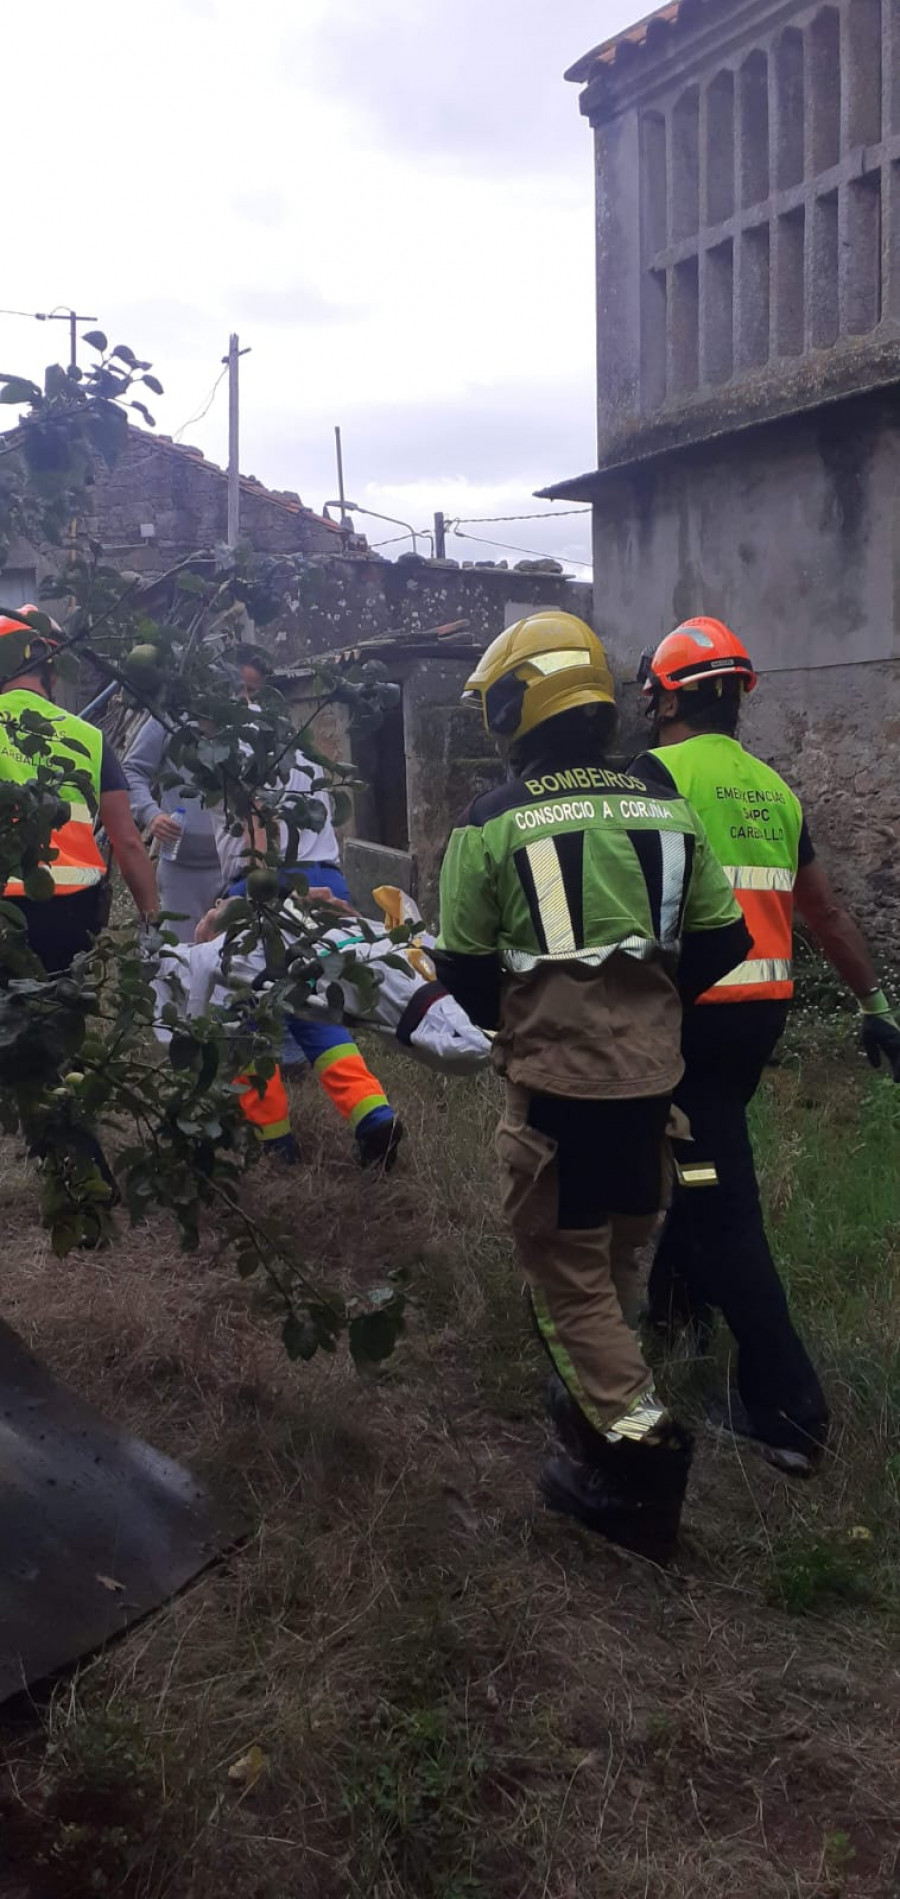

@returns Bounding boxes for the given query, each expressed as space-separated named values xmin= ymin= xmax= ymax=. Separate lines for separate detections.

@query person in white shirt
xmin=216 ymin=646 xmax=403 ymax=1173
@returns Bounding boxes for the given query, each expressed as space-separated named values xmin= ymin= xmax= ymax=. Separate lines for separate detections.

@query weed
xmin=0 ymin=1033 xmax=899 ymax=1896
xmin=821 ymin=1828 xmax=857 ymax=1894
xmin=766 ymin=1531 xmax=875 ymax=1615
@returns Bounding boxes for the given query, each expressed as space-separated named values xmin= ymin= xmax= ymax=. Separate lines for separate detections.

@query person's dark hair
xmin=511 ymin=701 xmax=617 ymax=772
xmin=673 ymin=679 xmax=742 ymax=737
xmin=234 ymin=643 xmax=272 ymax=677
xmin=4 ymin=656 xmax=54 ymax=696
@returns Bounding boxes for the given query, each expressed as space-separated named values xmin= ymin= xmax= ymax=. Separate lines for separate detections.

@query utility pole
xmin=227 ymin=333 xmax=240 ymax=548
xmin=434 ymin=511 xmax=446 ymax=560
xmin=334 ymin=425 xmax=347 ymax=520
xmin=32 ymin=308 xmax=97 ymax=370
xmin=334 ymin=425 xmax=355 ymax=552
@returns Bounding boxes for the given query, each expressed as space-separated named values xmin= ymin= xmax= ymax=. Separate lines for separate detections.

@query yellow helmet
xmin=462 ymin=611 xmax=615 ymax=742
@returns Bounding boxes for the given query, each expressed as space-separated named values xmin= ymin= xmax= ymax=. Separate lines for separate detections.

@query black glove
xmin=861 ymin=1009 xmax=900 ymax=1082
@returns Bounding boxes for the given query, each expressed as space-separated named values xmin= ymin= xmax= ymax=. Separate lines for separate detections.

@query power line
xmin=449 ymin=524 xmax=593 ymax=570
xmin=173 ymin=363 xmax=228 ymax=442
xmin=453 ymin=508 xmax=591 ymax=524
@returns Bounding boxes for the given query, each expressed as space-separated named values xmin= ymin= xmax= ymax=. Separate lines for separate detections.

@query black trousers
xmin=527 ymin=1092 xmax=671 ymax=1228
xmin=11 ymin=885 xmax=110 ymax=974
xmin=648 ymin=1001 xmax=829 ymax=1445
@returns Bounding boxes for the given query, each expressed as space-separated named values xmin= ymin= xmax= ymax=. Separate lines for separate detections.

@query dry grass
xmin=1 ymin=1039 xmax=899 ymax=1898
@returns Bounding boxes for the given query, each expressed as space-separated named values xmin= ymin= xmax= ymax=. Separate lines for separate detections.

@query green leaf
xmin=85 ymin=405 xmax=128 ymax=469
xmin=0 ymin=376 xmax=41 ymax=405
xmin=21 ymin=608 xmax=58 ymax=638
xmin=169 ymin=1034 xmax=197 ymax=1071
xmin=24 ymin=867 xmax=55 ymax=902
xmin=331 ymin=789 xmax=353 ymax=828
xmin=130 ymin=401 xmax=155 ymax=427
xmin=44 ymin=364 xmax=69 ymax=400
xmin=111 ymin=344 xmax=137 ymax=365
xmin=82 ymin=329 xmax=108 ymax=352
xmin=53 ymin=648 xmax=79 ymax=684
xmin=51 ymin=1220 xmax=81 ymax=1258
xmin=349 ymin=1293 xmax=406 ymax=1367
xmin=198 ymin=1042 xmax=220 ymax=1092
xmin=142 ymin=373 xmax=164 ymax=396
xmin=282 ymin=1313 xmax=319 ymax=1361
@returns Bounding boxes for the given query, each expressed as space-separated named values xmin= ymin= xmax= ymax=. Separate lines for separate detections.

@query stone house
xmin=0 ymin=426 xmax=341 ymax=607
xmin=542 ymin=0 xmax=900 ymax=955
xmin=86 ymin=428 xmax=342 ymax=572
xmin=269 ymin=564 xmax=594 ymax=918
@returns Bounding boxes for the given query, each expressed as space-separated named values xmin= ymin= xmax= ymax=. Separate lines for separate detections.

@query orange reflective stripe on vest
xmin=646 ymin=734 xmax=804 ymax=1008
xmin=3 ymin=803 xmax=106 ymax=896
xmin=700 ymin=864 xmax=795 ymax=1004
xmin=0 ymin=691 xmax=106 ymax=898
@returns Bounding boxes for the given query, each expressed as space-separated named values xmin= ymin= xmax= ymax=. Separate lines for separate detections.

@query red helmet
xmin=639 ymin=618 xmax=758 ymax=697
xmin=0 ymin=604 xmax=61 ymax=679
xmin=0 ymin=604 xmax=61 ymax=643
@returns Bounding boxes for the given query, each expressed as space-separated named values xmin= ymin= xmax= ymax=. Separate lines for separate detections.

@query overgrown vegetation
xmin=0 ymin=342 xmax=406 ymax=1365
xmin=1 ymin=1020 xmax=898 ymax=1898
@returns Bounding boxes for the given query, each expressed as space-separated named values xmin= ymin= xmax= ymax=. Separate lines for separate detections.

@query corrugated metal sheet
xmin=565 ymin=3 xmax=684 ymax=84
xmin=0 ymin=1320 xmax=237 ymax=1703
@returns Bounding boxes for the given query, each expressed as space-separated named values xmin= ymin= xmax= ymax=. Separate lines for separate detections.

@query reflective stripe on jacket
xmin=646 ymin=733 xmax=803 ymax=1004
xmin=0 ymin=688 xmax=106 ymax=896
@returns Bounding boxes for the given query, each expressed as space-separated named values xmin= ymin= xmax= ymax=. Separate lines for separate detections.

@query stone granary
xmin=542 ymin=0 xmax=900 ymax=958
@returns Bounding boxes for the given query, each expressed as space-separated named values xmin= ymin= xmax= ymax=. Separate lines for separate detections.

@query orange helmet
xmin=0 ymin=604 xmax=61 ymax=679
xmin=639 ymin=618 xmax=757 ymax=697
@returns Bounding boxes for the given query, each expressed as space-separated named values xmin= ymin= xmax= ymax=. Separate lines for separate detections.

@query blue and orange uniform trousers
xmin=231 ymin=863 xmax=396 ymax=1159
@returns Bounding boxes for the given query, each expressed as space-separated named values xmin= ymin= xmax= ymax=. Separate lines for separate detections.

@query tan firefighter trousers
xmin=496 ymin=1084 xmax=661 ymax=1436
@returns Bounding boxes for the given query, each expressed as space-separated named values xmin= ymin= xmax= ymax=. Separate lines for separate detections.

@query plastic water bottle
xmin=161 ymin=805 xmax=187 ymax=863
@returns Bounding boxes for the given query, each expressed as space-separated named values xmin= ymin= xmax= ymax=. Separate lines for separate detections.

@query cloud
xmin=229 ymin=282 xmax=368 ymax=327
xmin=250 ymin=382 xmax=595 ymax=550
xmin=230 ymin=188 xmax=291 ymax=231
xmin=296 ymin=383 xmax=595 ymax=490
xmin=306 ymin=0 xmax=609 ymax=173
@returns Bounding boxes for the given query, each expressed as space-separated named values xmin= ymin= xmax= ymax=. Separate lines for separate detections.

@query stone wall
xmin=401 ymin=658 xmax=505 ymax=916
xmin=587 ymin=387 xmax=900 ymax=963
xmin=87 ymin=430 xmax=340 ymax=570
xmin=745 ymin=660 xmax=900 ymax=960
xmin=590 ymin=389 xmax=900 ymax=677
xmin=265 ymin=556 xmax=593 ymax=668
xmin=279 ymin=565 xmax=592 ymax=921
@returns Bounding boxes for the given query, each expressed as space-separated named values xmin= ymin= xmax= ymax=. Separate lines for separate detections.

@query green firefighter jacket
xmin=435 ymin=750 xmax=751 ymax=1100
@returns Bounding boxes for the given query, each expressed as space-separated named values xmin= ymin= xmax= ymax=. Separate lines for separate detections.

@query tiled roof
xmin=566 ymin=3 xmax=687 ymax=84
xmin=138 ymin=430 xmax=342 ymax=535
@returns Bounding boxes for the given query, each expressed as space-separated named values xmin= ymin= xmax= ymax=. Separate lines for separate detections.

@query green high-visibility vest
xmin=0 ymin=688 xmax=106 ymax=894
xmin=649 ymin=733 xmax=804 ymax=1002
xmin=438 ymin=753 xmax=741 ymax=973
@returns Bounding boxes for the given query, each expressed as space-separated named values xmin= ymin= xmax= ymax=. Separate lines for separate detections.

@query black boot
xmin=705 ymin=1391 xmax=827 ymax=1478
xmin=539 ymin=1420 xmax=695 ymax=1565
xmin=546 ymin=1373 xmax=607 ymax=1463
xmin=356 ymin=1116 xmax=404 ymax=1173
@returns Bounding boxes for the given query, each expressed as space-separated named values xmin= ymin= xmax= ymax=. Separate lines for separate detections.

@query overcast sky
xmin=5 ymin=0 xmax=643 ymax=573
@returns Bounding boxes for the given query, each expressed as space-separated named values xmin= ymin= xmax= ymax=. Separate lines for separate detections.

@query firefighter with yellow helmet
xmin=635 ymin=618 xmax=900 ymax=1476
xmin=434 ymin=611 xmax=750 ymax=1562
